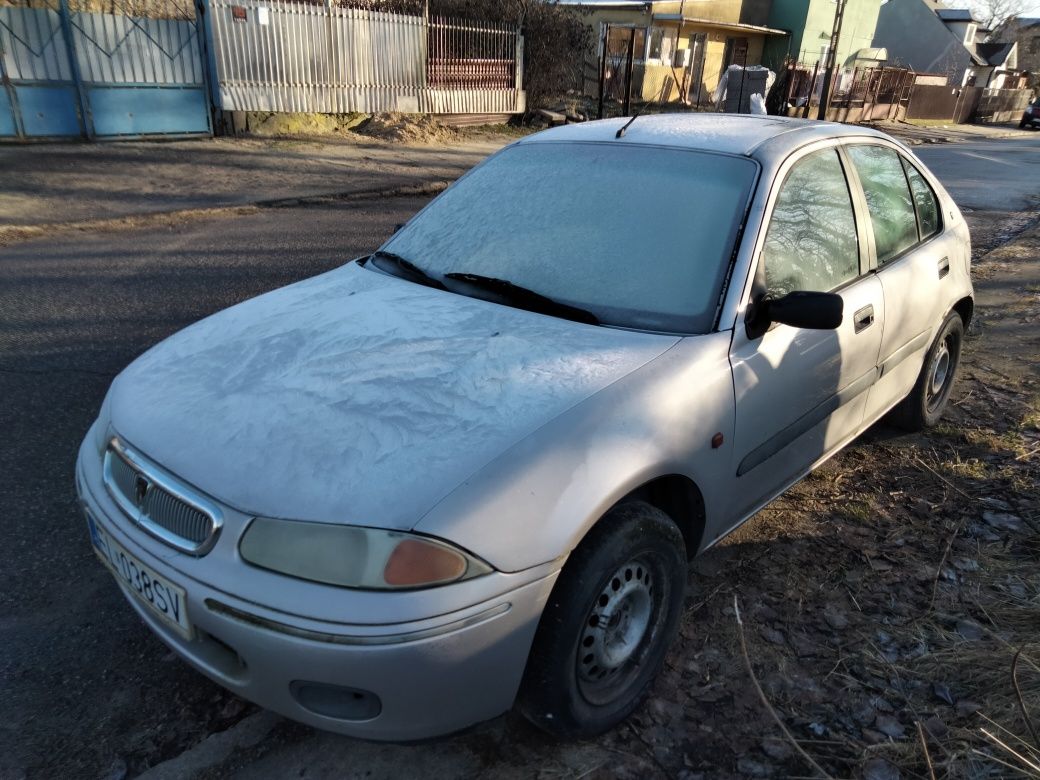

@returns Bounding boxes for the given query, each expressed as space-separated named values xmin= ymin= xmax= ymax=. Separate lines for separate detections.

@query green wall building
xmin=763 ymin=0 xmax=883 ymax=68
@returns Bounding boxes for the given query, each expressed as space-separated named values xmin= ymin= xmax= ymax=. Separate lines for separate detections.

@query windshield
xmin=378 ymin=142 xmax=758 ymax=332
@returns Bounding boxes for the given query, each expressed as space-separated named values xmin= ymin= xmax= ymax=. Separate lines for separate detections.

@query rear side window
xmin=902 ymin=160 xmax=941 ymax=240
xmin=847 ymin=145 xmax=918 ymax=265
xmin=762 ymin=149 xmax=860 ymax=297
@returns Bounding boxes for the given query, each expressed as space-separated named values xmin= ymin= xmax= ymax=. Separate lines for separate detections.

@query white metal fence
xmin=209 ymin=1 xmax=525 ymax=115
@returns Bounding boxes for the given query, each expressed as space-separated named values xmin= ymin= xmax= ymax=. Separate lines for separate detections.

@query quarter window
xmin=902 ymin=160 xmax=941 ymax=240
xmin=762 ymin=149 xmax=860 ymax=297
xmin=847 ymin=145 xmax=918 ymax=265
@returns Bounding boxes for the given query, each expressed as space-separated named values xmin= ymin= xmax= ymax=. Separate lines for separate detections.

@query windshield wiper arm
xmin=368 ymin=250 xmax=445 ymax=290
xmin=445 ymin=272 xmax=599 ymax=325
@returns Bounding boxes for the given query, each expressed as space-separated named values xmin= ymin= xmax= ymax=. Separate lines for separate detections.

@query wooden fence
xmin=906 ymin=84 xmax=1032 ymax=123
xmin=780 ymin=60 xmax=1032 ymax=124
xmin=780 ymin=63 xmax=914 ymax=122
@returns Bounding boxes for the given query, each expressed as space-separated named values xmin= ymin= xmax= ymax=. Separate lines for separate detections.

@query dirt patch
xmin=244 ymin=112 xmax=369 ymax=137
xmin=241 ymin=112 xmax=528 ymax=145
xmin=0 ymin=183 xmax=452 ymax=248
xmin=242 ymin=112 xmax=476 ymax=146
xmin=964 ymin=210 xmax=1040 ymax=261
xmin=352 ymin=113 xmax=463 ymax=145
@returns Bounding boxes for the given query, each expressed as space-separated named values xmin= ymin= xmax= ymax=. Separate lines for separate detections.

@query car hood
xmin=107 ymin=263 xmax=679 ymax=530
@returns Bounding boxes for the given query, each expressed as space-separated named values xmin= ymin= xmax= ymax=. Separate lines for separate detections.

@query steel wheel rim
xmin=576 ymin=557 xmax=659 ymax=705
xmin=927 ymin=336 xmax=955 ymax=411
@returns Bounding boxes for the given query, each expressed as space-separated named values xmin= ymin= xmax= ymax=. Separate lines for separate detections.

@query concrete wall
xmin=872 ymin=0 xmax=971 ymax=82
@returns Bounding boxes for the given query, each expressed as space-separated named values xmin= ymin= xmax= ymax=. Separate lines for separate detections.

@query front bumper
xmin=76 ymin=434 xmax=559 ymax=741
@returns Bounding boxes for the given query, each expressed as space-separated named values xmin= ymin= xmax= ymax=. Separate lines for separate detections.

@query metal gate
xmin=597 ymin=24 xmax=643 ymax=118
xmin=0 ymin=0 xmax=211 ymax=140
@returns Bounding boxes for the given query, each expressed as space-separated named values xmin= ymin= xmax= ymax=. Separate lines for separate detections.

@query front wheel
xmin=518 ymin=502 xmax=687 ymax=739
xmin=890 ymin=311 xmax=964 ymax=430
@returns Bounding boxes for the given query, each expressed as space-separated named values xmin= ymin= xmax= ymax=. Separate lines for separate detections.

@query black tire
xmin=517 ymin=501 xmax=687 ymax=739
xmin=889 ymin=311 xmax=964 ymax=431
xmin=1020 ymin=120 xmax=1028 ymax=128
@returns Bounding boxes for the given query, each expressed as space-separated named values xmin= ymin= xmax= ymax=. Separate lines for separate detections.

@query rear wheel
xmin=890 ymin=311 xmax=964 ymax=431
xmin=518 ymin=502 xmax=686 ymax=738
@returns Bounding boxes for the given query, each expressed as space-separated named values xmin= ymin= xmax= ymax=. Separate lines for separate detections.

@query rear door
xmin=727 ymin=145 xmax=885 ymax=522
xmin=843 ymin=143 xmax=958 ymax=422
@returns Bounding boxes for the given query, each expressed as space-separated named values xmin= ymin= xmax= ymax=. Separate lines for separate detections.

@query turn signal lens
xmin=384 ymin=538 xmax=467 ymax=587
xmin=239 ymin=518 xmax=492 ymax=590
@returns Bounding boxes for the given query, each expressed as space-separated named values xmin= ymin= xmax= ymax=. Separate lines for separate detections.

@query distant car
xmin=76 ymin=115 xmax=973 ymax=741
xmin=1020 ymin=98 xmax=1040 ymax=128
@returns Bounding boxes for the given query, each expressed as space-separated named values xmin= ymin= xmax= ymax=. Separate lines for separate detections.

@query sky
xmin=964 ymin=0 xmax=1040 ymax=22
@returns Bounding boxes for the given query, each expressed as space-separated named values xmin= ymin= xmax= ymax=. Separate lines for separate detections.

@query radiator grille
xmin=103 ymin=440 xmax=221 ymax=554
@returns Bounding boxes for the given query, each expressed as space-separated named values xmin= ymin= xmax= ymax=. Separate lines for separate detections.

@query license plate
xmin=86 ymin=511 xmax=192 ymax=640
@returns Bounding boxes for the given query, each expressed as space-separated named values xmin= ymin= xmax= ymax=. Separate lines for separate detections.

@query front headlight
xmin=239 ymin=518 xmax=493 ymax=590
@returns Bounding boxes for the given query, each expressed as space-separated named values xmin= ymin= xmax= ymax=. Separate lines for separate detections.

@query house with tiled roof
xmin=872 ymin=0 xmax=1022 ymax=87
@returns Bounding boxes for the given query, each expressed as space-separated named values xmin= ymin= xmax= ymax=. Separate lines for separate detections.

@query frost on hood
xmin=109 ymin=264 xmax=678 ymax=530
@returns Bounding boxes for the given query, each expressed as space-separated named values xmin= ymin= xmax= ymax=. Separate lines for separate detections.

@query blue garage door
xmin=0 ymin=0 xmax=211 ymax=140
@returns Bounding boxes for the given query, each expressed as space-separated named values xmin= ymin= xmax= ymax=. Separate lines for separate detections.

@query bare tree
xmin=970 ymin=0 xmax=1031 ymax=35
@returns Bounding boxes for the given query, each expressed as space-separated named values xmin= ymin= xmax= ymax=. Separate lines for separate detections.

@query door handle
xmin=938 ymin=257 xmax=950 ymax=279
xmin=854 ymin=304 xmax=875 ymax=333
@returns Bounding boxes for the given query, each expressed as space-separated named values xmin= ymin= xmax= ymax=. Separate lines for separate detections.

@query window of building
xmin=604 ymin=25 xmax=648 ymax=62
xmin=647 ymin=26 xmax=675 ymax=64
xmin=648 ymin=27 xmax=664 ymax=60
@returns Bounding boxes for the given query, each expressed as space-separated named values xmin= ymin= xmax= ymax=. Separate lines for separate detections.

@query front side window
xmin=381 ymin=143 xmax=758 ymax=333
xmin=902 ymin=160 xmax=941 ymax=240
xmin=762 ymin=149 xmax=860 ymax=298
xmin=847 ymin=145 xmax=918 ymax=265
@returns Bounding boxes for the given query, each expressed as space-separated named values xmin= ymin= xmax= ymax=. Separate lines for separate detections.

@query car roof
xmin=516 ymin=113 xmax=894 ymax=161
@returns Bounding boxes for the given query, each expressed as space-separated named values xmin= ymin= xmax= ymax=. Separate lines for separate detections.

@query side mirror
xmin=392 ymin=223 xmax=405 ymax=234
xmin=763 ymin=291 xmax=844 ymax=331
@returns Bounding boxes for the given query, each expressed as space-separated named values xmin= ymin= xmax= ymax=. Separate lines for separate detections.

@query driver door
xmin=727 ymin=146 xmax=885 ymax=522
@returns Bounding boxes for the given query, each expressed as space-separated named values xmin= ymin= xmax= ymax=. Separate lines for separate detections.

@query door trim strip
xmin=736 ymin=367 xmax=879 ymax=477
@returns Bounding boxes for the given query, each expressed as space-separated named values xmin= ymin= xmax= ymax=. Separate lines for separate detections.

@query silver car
xmin=76 ymin=115 xmax=973 ymax=740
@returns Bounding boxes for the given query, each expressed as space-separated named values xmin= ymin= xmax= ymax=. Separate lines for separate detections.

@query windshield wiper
xmin=368 ymin=250 xmax=445 ymax=290
xmin=445 ymin=272 xmax=599 ymax=325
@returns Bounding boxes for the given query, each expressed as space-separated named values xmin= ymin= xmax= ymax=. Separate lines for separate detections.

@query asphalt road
xmin=1 ymin=136 xmax=1038 ymax=779
xmin=0 ymin=198 xmax=431 ymax=779
xmin=915 ymin=134 xmax=1040 ymax=212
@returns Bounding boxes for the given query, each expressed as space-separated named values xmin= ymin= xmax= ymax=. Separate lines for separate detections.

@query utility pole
xmin=816 ymin=0 xmax=847 ymax=120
